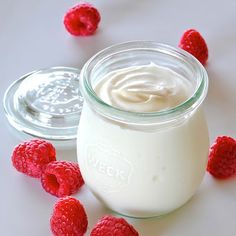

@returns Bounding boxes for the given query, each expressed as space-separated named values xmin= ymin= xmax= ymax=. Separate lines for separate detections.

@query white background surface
xmin=1 ymin=0 xmax=236 ymax=235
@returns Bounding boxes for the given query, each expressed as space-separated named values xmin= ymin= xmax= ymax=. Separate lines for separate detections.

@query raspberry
xmin=11 ymin=139 xmax=56 ymax=178
xmin=207 ymin=136 xmax=236 ymax=179
xmin=90 ymin=215 xmax=139 ymax=236
xmin=178 ymin=29 xmax=208 ymax=65
xmin=50 ymin=196 xmax=88 ymax=236
xmin=41 ymin=160 xmax=84 ymax=197
xmin=64 ymin=3 xmax=101 ymax=36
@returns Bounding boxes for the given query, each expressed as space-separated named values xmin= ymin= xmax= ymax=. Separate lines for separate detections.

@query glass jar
xmin=77 ymin=41 xmax=209 ymax=218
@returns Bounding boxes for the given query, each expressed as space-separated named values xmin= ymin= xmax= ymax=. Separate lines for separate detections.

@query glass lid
xmin=3 ymin=67 xmax=83 ymax=141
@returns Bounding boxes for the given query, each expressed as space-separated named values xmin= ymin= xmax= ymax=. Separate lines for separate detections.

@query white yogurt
xmin=95 ymin=64 xmax=194 ymax=112
xmin=77 ymin=63 xmax=209 ymax=217
xmin=78 ymin=105 xmax=209 ymax=217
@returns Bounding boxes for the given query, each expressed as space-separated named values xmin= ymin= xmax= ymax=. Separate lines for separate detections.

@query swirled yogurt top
xmin=94 ymin=63 xmax=193 ymax=112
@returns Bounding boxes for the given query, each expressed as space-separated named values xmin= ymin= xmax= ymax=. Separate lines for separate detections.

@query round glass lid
xmin=3 ymin=67 xmax=83 ymax=141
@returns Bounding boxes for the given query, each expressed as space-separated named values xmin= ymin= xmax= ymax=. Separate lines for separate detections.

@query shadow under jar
xmin=77 ymin=41 xmax=209 ymax=218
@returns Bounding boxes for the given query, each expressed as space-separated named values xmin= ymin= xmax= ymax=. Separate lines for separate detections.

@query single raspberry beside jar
xmin=12 ymin=139 xmax=56 ymax=178
xmin=90 ymin=215 xmax=139 ymax=236
xmin=41 ymin=160 xmax=84 ymax=197
xmin=179 ymin=29 xmax=208 ymax=65
xmin=64 ymin=3 xmax=101 ymax=36
xmin=207 ymin=136 xmax=236 ymax=179
xmin=50 ymin=196 xmax=88 ymax=236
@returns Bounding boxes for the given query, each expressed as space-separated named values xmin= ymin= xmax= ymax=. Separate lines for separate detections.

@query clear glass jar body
xmin=77 ymin=42 xmax=209 ymax=218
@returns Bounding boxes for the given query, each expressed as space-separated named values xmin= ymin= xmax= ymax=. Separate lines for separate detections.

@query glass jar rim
xmin=80 ymin=41 xmax=208 ymax=123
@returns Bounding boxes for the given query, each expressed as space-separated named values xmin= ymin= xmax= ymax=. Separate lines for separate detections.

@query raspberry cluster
xmin=12 ymin=139 xmax=84 ymax=197
xmin=51 ymin=198 xmax=139 ymax=236
xmin=11 ymin=139 xmax=139 ymax=235
xmin=10 ymin=3 xmax=222 ymax=236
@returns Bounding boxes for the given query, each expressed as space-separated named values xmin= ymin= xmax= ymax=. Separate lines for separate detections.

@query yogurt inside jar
xmin=94 ymin=63 xmax=194 ymax=112
xmin=77 ymin=42 xmax=209 ymax=218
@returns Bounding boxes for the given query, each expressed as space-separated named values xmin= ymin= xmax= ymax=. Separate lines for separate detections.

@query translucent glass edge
xmin=81 ymin=42 xmax=209 ymax=120
xmin=3 ymin=68 xmax=80 ymax=141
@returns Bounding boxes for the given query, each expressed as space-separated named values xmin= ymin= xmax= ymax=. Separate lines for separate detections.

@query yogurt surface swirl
xmin=94 ymin=63 xmax=194 ymax=112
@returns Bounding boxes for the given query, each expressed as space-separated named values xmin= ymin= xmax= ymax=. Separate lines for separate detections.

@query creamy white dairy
xmin=77 ymin=105 xmax=209 ymax=217
xmin=95 ymin=64 xmax=194 ymax=112
xmin=77 ymin=64 xmax=209 ymax=217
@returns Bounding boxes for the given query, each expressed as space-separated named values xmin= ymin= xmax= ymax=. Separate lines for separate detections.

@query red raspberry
xmin=11 ymin=139 xmax=56 ymax=178
xmin=64 ymin=3 xmax=101 ymax=36
xmin=90 ymin=215 xmax=139 ymax=236
xmin=207 ymin=136 xmax=236 ymax=179
xmin=178 ymin=29 xmax=208 ymax=65
xmin=41 ymin=160 xmax=84 ymax=197
xmin=50 ymin=196 xmax=88 ymax=236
